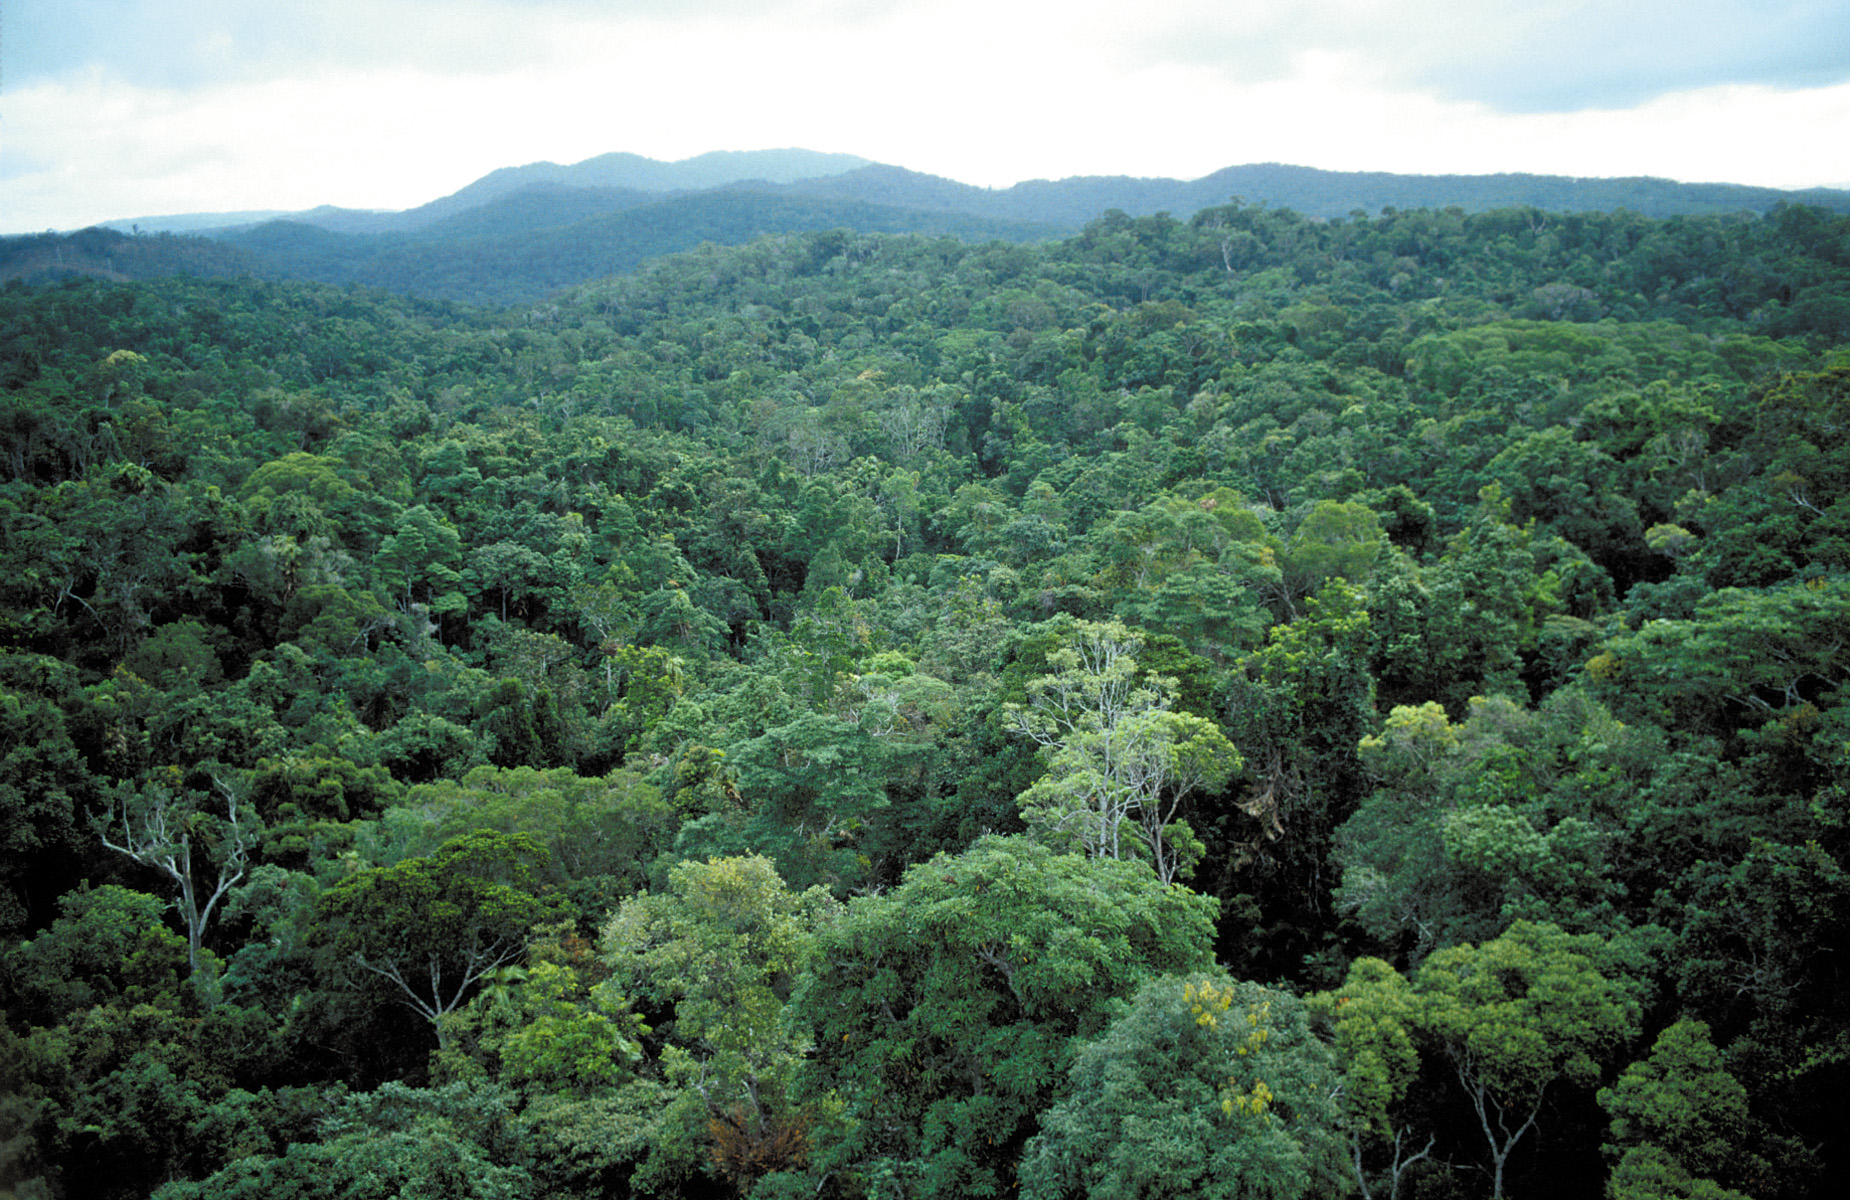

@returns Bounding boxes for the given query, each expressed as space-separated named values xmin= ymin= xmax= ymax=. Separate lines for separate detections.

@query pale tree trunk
xmin=98 ymin=775 xmax=250 ymax=975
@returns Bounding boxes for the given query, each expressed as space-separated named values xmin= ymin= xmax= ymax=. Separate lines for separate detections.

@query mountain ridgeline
xmin=7 ymin=149 xmax=1848 ymax=306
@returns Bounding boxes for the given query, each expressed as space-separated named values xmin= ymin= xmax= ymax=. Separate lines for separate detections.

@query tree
xmin=474 ymin=678 xmax=565 ymax=770
xmin=1599 ymin=1020 xmax=1753 ymax=1200
xmin=1335 ymin=694 xmax=1629 ymax=962
xmin=1589 ymin=578 xmax=1850 ymax=741
xmin=1008 ymin=619 xmax=1240 ymax=882
xmin=1483 ymin=426 xmax=1640 ymax=576
xmin=601 ymin=855 xmax=839 ymax=1194
xmin=240 ymin=451 xmax=370 ymax=546
xmin=1371 ymin=488 xmax=1553 ymax=713
xmin=792 ymin=835 xmax=1217 ymax=1199
xmin=467 ymin=541 xmax=551 ymax=622
xmin=8 ymin=999 xmax=255 ymax=1200
xmin=876 ymin=382 xmax=953 ymax=464
xmin=370 ymin=764 xmax=672 ymax=894
xmin=314 ymin=831 xmax=562 ymax=1047
xmin=1218 ymin=580 xmax=1374 ymax=974
xmin=1113 ymin=556 xmax=1276 ymax=665
xmin=1415 ymin=921 xmax=1644 ymax=1199
xmin=1021 ymin=972 xmax=1341 ymax=1200
xmin=150 ymin=1082 xmax=533 ymax=1200
xmin=1308 ymin=958 xmax=1438 ymax=1200
xmin=2 ymin=884 xmax=189 ymax=1027
xmin=36 ymin=468 xmax=219 ymax=659
xmin=0 ymin=681 xmax=95 ymax=934
xmin=1274 ymin=499 xmax=1384 ymax=617
xmin=374 ymin=504 xmax=465 ymax=609
xmin=95 ymin=768 xmax=253 ymax=974
xmin=710 ymin=710 xmax=896 ymax=891
xmin=439 ymin=945 xmax=646 ymax=1099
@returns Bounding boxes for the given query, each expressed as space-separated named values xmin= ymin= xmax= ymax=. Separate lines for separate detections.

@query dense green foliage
xmin=17 ymin=159 xmax=1850 ymax=307
xmin=220 ymin=190 xmax=1067 ymax=307
xmin=2 ymin=197 xmax=1847 ymax=1200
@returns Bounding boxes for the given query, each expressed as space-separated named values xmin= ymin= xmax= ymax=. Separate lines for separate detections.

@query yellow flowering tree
xmin=1021 ymin=972 xmax=1341 ymax=1200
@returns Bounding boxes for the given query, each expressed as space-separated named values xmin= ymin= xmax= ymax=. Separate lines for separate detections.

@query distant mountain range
xmin=8 ymin=148 xmax=1848 ymax=306
xmin=99 ymin=150 xmax=1850 ymax=239
xmin=102 ymin=149 xmax=884 ymax=238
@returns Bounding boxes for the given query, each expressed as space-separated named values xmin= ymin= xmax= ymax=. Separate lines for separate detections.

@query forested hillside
xmin=43 ymin=154 xmax=1849 ymax=310
xmin=2 ymin=199 xmax=1846 ymax=1200
xmin=214 ymin=191 xmax=1066 ymax=307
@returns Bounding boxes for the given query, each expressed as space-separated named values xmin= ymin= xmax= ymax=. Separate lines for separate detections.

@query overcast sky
xmin=5 ymin=0 xmax=1849 ymax=232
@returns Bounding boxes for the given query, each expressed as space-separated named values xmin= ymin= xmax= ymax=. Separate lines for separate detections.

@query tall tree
xmin=1308 ymin=958 xmax=1439 ymax=1200
xmin=1008 ymin=619 xmax=1239 ymax=882
xmin=601 ymin=855 xmax=839 ymax=1195
xmin=1022 ymin=972 xmax=1342 ymax=1200
xmin=314 ymin=831 xmax=561 ymax=1047
xmin=1415 ymin=921 xmax=1644 ymax=1199
xmin=792 ymin=835 xmax=1217 ymax=1199
xmin=95 ymin=768 xmax=253 ymax=974
xmin=1599 ymin=1020 xmax=1755 ymax=1200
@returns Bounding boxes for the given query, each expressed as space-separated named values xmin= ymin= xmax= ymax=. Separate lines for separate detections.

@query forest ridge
xmin=1 ymin=197 xmax=1847 ymax=1200
xmin=10 ymin=150 xmax=1850 ymax=308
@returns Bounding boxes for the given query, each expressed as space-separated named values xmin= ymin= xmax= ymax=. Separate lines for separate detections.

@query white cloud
xmin=1126 ymin=1 xmax=1850 ymax=111
xmin=2 ymin=0 xmax=1847 ymax=232
xmin=7 ymin=0 xmax=894 ymax=87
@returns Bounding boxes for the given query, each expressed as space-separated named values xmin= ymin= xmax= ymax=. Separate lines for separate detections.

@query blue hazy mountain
xmin=33 ymin=149 xmax=1848 ymax=304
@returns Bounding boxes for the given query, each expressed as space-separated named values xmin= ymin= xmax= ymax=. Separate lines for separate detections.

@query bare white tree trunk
xmin=97 ymin=773 xmax=250 ymax=975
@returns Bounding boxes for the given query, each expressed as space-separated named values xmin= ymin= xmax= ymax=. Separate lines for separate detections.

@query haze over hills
xmin=243 ymin=149 xmax=884 ymax=237
xmin=98 ymin=148 xmax=1850 ymax=239
xmin=450 ymin=148 xmax=878 ymax=206
xmin=98 ymin=149 xmax=882 ymax=237
xmin=208 ymin=188 xmax=1068 ymax=307
xmin=9 ymin=147 xmax=1848 ymax=306
xmin=783 ymin=162 xmax=1850 ymax=226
